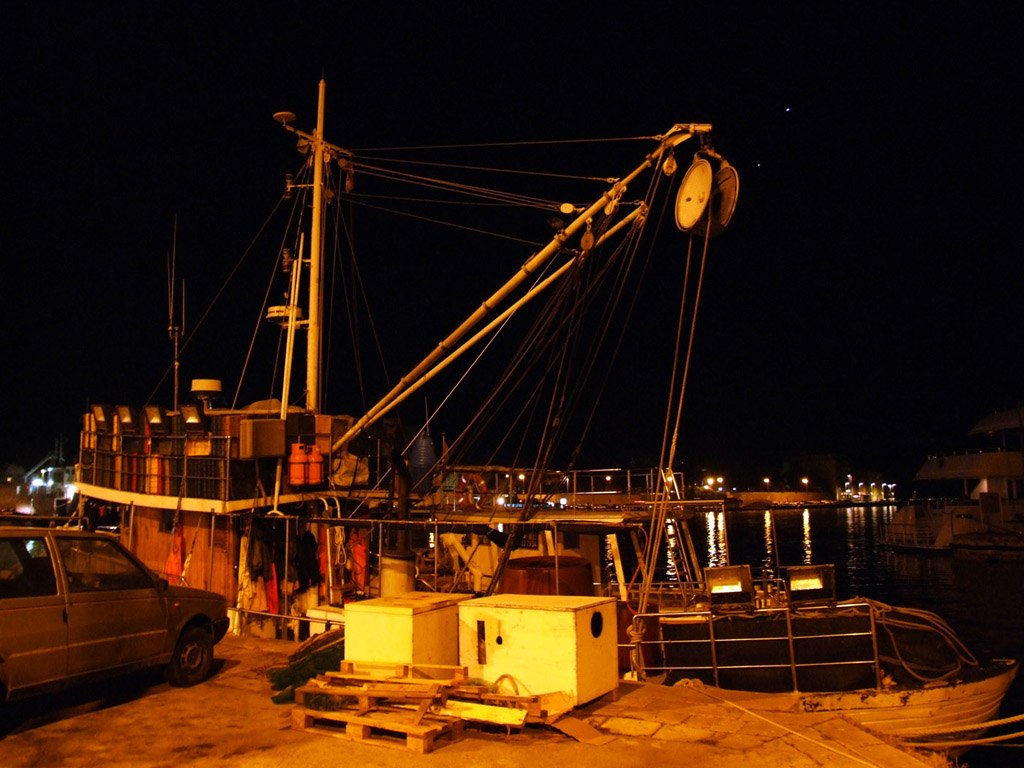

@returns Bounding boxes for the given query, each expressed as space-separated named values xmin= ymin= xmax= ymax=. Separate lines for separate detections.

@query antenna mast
xmin=168 ymin=216 xmax=184 ymax=412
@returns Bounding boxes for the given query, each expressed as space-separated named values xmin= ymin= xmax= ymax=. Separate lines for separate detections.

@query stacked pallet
xmin=291 ymin=659 xmax=547 ymax=753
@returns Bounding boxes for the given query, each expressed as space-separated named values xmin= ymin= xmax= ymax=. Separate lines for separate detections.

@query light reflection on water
xmin=664 ymin=521 xmax=678 ymax=580
xmin=801 ymin=508 xmax=812 ymax=565
xmin=686 ymin=505 xmax=1024 ymax=768
xmin=705 ymin=510 xmax=728 ymax=567
xmin=762 ymin=511 xmax=774 ymax=576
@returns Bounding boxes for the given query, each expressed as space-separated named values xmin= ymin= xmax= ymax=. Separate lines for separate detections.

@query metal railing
xmin=612 ymin=581 xmax=880 ymax=692
xmin=439 ymin=466 xmax=686 ymax=513
xmin=881 ymin=521 xmax=938 ymax=548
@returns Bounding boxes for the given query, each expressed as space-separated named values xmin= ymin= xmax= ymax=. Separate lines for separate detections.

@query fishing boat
xmin=70 ymin=81 xmax=1016 ymax=752
xmin=72 ymin=78 xmax=735 ymax=612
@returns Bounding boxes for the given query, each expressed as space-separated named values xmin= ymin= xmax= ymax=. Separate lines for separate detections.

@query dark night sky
xmin=2 ymin=3 xmax=1021 ymax=491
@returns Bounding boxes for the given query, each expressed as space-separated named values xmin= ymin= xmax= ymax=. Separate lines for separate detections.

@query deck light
xmin=91 ymin=404 xmax=113 ymax=433
xmin=705 ymin=565 xmax=754 ymax=607
xmin=179 ymin=404 xmax=207 ymax=434
xmin=783 ymin=564 xmax=836 ymax=608
xmin=144 ymin=405 xmax=168 ymax=435
xmin=116 ymin=406 xmax=138 ymax=434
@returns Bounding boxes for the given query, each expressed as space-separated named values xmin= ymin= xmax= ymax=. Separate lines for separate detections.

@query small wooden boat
xmin=797 ymin=657 xmax=1018 ymax=751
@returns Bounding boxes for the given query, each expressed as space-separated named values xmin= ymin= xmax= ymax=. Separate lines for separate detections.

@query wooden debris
xmin=290 ymin=656 xmax=581 ymax=751
xmin=419 ymin=698 xmax=528 ymax=727
xmin=298 ymin=678 xmax=444 ymax=720
xmin=552 ymin=716 xmax=616 ymax=745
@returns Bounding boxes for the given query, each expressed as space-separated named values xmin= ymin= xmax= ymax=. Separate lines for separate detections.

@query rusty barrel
xmin=500 ymin=555 xmax=594 ymax=596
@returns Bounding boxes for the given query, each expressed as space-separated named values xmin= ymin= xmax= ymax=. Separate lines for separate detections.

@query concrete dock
xmin=0 ymin=634 xmax=947 ymax=767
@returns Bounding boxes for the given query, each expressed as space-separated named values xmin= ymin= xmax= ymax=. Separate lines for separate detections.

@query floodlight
xmin=705 ymin=564 xmax=754 ymax=607
xmin=783 ymin=564 xmax=836 ymax=608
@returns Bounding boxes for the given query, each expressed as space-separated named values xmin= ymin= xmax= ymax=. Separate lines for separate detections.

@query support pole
xmin=307 ymin=79 xmax=326 ymax=413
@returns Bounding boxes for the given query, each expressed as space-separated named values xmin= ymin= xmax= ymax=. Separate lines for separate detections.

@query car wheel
xmin=167 ymin=626 xmax=213 ymax=687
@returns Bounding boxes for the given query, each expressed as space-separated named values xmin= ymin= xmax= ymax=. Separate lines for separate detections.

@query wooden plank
xmin=304 ymin=681 xmax=442 ymax=698
xmin=411 ymin=696 xmax=433 ymax=726
xmin=449 ymin=687 xmax=544 ymax=715
xmin=294 ymin=705 xmax=449 ymax=736
xmin=426 ymin=699 xmax=528 ymax=727
xmin=297 ymin=680 xmax=444 ymax=706
xmin=337 ymin=659 xmax=468 ymax=682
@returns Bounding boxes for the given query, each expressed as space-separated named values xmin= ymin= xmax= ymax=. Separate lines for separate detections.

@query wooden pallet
xmin=296 ymin=678 xmax=444 ymax=719
xmin=291 ymin=705 xmax=464 ymax=754
xmin=291 ymin=658 xmax=548 ymax=752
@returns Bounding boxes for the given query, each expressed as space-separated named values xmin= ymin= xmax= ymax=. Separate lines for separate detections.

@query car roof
xmin=0 ymin=526 xmax=109 ymax=537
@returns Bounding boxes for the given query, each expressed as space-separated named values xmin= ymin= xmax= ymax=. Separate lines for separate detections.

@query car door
xmin=0 ymin=533 xmax=68 ymax=696
xmin=56 ymin=535 xmax=167 ymax=675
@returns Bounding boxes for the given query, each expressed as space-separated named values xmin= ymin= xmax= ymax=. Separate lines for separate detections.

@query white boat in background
xmin=881 ymin=498 xmax=988 ymax=552
xmin=883 ymin=408 xmax=1024 ymax=552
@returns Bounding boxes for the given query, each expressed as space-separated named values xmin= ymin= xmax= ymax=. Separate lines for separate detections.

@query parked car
xmin=0 ymin=526 xmax=229 ymax=702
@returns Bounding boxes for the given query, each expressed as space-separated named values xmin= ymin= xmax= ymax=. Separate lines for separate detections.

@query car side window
xmin=0 ymin=537 xmax=58 ymax=598
xmin=57 ymin=537 xmax=155 ymax=592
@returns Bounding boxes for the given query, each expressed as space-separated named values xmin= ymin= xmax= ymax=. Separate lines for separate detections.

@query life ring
xmin=456 ymin=473 xmax=488 ymax=511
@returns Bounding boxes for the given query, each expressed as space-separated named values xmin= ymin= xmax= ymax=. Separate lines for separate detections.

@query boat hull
xmin=797 ymin=659 xmax=1018 ymax=751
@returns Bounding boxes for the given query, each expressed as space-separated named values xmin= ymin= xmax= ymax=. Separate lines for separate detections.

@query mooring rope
xmin=902 ymin=729 xmax=1024 ymax=749
xmin=895 ymin=709 xmax=1024 ymax=749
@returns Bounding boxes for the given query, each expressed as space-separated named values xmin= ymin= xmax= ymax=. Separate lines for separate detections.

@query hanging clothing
xmin=164 ymin=520 xmax=185 ymax=582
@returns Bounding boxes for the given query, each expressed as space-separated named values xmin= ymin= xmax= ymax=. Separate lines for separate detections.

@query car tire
xmin=167 ymin=626 xmax=213 ymax=687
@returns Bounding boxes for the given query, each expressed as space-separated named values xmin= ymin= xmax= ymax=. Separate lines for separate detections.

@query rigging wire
xmin=233 ymin=170 xmax=309 ymax=410
xmin=351 ymin=135 xmax=656 ymax=153
xmin=561 ymin=166 xmax=669 ymax=469
xmin=440 ymin=191 xmax=656 ymax=517
xmin=324 ymin=170 xmax=394 ymax=414
xmin=340 ymin=196 xmax=545 ymax=247
xmin=354 ymin=152 xmax=613 ymax=183
xmin=438 ymin=161 xmax=665 ymax=482
xmin=351 ymin=159 xmax=575 ymax=210
xmin=638 ymin=188 xmax=714 ymax=622
xmin=144 ymin=193 xmax=287 ymax=409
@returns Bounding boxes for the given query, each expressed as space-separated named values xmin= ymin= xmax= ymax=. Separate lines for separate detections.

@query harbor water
xmin=685 ymin=505 xmax=1024 ymax=767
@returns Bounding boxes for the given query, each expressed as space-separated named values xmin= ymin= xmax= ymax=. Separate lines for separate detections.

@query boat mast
xmin=168 ymin=215 xmax=183 ymax=412
xmin=271 ymin=234 xmax=305 ymax=513
xmin=306 ymin=79 xmax=326 ymax=413
xmin=332 ymin=124 xmax=710 ymax=451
